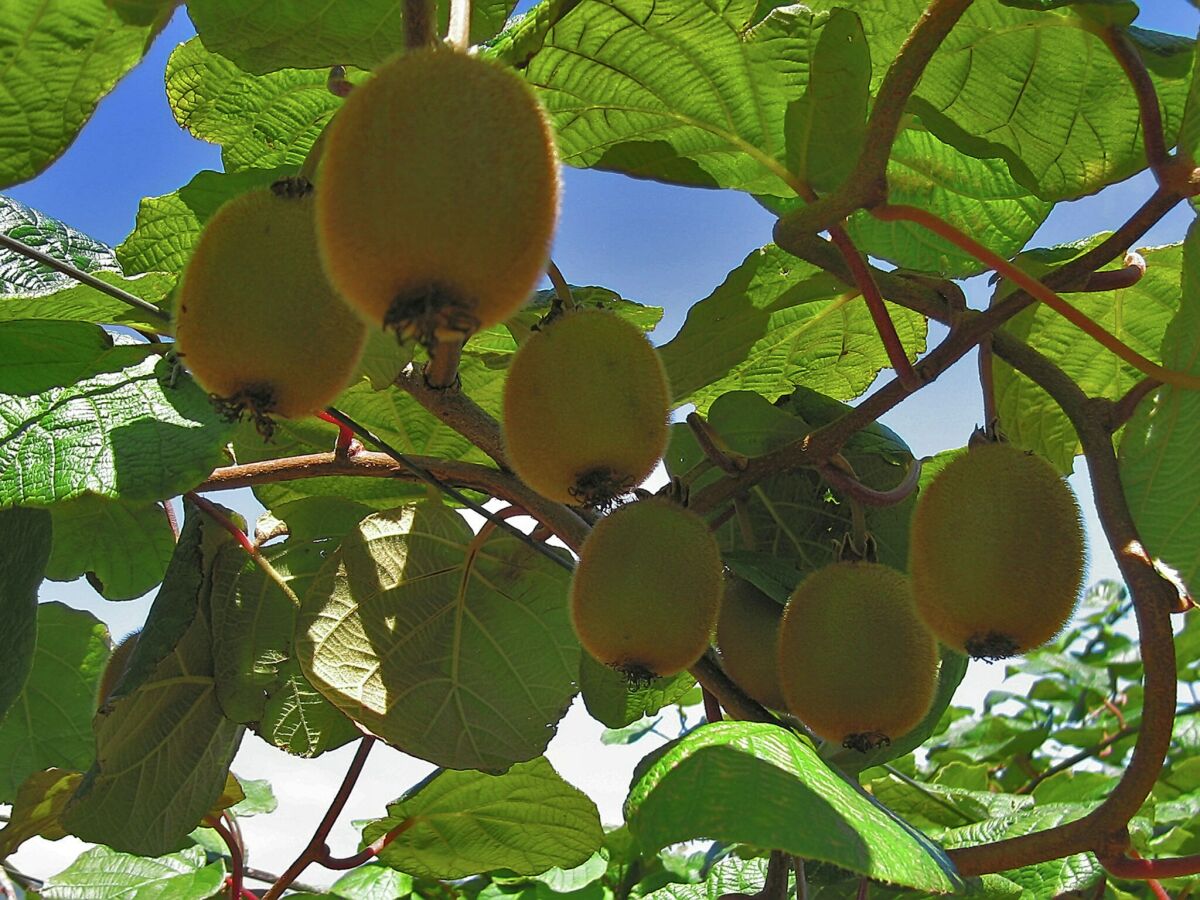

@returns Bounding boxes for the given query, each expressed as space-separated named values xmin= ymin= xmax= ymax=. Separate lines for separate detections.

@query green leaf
xmin=624 ymin=721 xmax=961 ymax=894
xmin=165 ymin=40 xmax=344 ymax=173
xmin=209 ymin=498 xmax=365 ymax=756
xmin=995 ymin=239 xmax=1182 ymax=473
xmin=0 ymin=2 xmax=155 ymax=188
xmin=186 ymin=0 xmax=517 ymax=74
xmin=0 ymin=602 xmax=107 ymax=802
xmin=297 ymin=502 xmax=579 ymax=771
xmin=784 ymin=8 xmax=870 ymax=194
xmin=0 ymin=337 xmax=233 ymax=507
xmin=0 ymin=197 xmax=172 ymax=328
xmin=362 ymin=757 xmax=603 ymax=879
xmin=116 ymin=167 xmax=294 ymax=275
xmin=1120 ymin=221 xmax=1200 ymax=585
xmin=0 ymin=768 xmax=83 ymax=858
xmin=525 ymin=0 xmax=822 ymax=198
xmin=330 ymin=864 xmax=413 ymax=900
xmin=823 ymin=0 xmax=1195 ymax=201
xmin=63 ymin=505 xmax=245 ymax=856
xmin=642 ymin=854 xmax=774 ymax=900
xmin=39 ymin=844 xmax=225 ymax=900
xmin=998 ymin=0 xmax=1138 ymax=27
xmin=45 ymin=495 xmax=174 ymax=600
xmin=1179 ymin=35 xmax=1200 ymax=163
xmin=579 ymin=652 xmax=696 ymax=730
xmin=658 ymin=245 xmax=926 ymax=411
xmin=0 ymin=506 xmax=51 ymax=727
xmin=102 ymin=0 xmax=180 ymax=28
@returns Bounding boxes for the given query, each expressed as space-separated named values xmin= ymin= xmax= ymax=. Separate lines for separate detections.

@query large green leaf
xmin=0 ymin=197 xmax=172 ymax=328
xmin=0 ymin=768 xmax=83 ymax=858
xmin=186 ymin=0 xmax=517 ymax=74
xmin=63 ymin=506 xmax=245 ymax=856
xmin=525 ymin=0 xmax=824 ymax=199
xmin=995 ymin=239 xmax=1183 ymax=473
xmin=45 ymin=495 xmax=175 ymax=600
xmin=0 ymin=327 xmax=233 ymax=507
xmin=624 ymin=721 xmax=961 ymax=894
xmin=297 ymin=502 xmax=579 ymax=771
xmin=1120 ymin=222 xmax=1200 ymax=585
xmin=116 ymin=167 xmax=293 ymax=275
xmin=209 ymin=497 xmax=365 ymax=756
xmin=579 ymin=652 xmax=696 ymax=730
xmin=39 ymin=844 xmax=225 ymax=900
xmin=0 ymin=506 xmax=52 ymax=726
xmin=362 ymin=757 xmax=603 ymax=878
xmin=658 ymin=245 xmax=926 ymax=412
xmin=804 ymin=0 xmax=1194 ymax=201
xmin=0 ymin=2 xmax=155 ymax=188
xmin=0 ymin=602 xmax=107 ymax=802
xmin=165 ymin=39 xmax=343 ymax=173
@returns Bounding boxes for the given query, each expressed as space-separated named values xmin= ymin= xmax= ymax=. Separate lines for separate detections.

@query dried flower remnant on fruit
xmin=173 ymin=182 xmax=367 ymax=436
xmin=503 ymin=308 xmax=669 ymax=508
xmin=908 ymin=441 xmax=1085 ymax=660
xmin=316 ymin=48 xmax=560 ymax=347
xmin=570 ymin=499 xmax=722 ymax=680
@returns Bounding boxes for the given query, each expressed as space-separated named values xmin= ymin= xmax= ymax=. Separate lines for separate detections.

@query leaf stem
xmin=0 ymin=232 xmax=171 ymax=325
xmin=818 ymin=456 xmax=923 ymax=508
xmin=1101 ymin=27 xmax=1170 ymax=184
xmin=404 ymin=0 xmax=437 ymax=50
xmin=263 ymin=736 xmax=377 ymax=900
xmin=203 ymin=814 xmax=245 ymax=900
xmin=318 ymin=818 xmax=415 ymax=870
xmin=871 ymin=203 xmax=1200 ymax=390
xmin=1100 ymin=852 xmax=1200 ymax=882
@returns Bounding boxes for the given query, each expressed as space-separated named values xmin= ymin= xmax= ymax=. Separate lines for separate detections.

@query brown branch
xmin=689 ymin=649 xmax=779 ymax=726
xmin=1101 ymin=28 xmax=1170 ymax=184
xmin=773 ymin=0 xmax=974 ymax=240
xmin=687 ymin=412 xmax=749 ymax=474
xmin=262 ymin=737 xmax=376 ymax=900
xmin=1101 ymin=852 xmax=1200 ymax=882
xmin=195 ymin=450 xmax=591 ymax=553
xmin=404 ymin=0 xmax=437 ymax=49
xmin=1111 ymin=377 xmax=1162 ymax=429
xmin=818 ymin=456 xmax=923 ymax=507
xmin=395 ymin=366 xmax=509 ymax=468
xmin=1079 ymin=252 xmax=1146 ymax=293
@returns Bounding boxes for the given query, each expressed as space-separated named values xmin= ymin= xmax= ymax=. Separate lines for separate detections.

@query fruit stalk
xmin=403 ymin=0 xmax=436 ymax=49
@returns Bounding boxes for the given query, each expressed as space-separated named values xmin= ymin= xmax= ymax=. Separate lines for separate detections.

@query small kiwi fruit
xmin=716 ymin=576 xmax=788 ymax=710
xmin=173 ymin=180 xmax=367 ymax=432
xmin=503 ymin=308 xmax=669 ymax=508
xmin=908 ymin=441 xmax=1085 ymax=660
xmin=315 ymin=48 xmax=560 ymax=346
xmin=777 ymin=561 xmax=938 ymax=751
xmin=570 ymin=499 xmax=722 ymax=680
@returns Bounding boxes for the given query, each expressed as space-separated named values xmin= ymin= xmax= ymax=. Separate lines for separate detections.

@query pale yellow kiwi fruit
xmin=315 ymin=48 xmax=560 ymax=345
xmin=778 ymin=561 xmax=938 ymax=751
xmin=570 ymin=500 xmax=723 ymax=680
xmin=173 ymin=181 xmax=367 ymax=430
xmin=717 ymin=576 xmax=788 ymax=710
xmin=503 ymin=309 xmax=669 ymax=508
xmin=908 ymin=442 xmax=1085 ymax=660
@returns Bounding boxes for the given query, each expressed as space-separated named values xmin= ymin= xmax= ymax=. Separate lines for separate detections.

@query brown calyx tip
xmin=842 ymin=731 xmax=892 ymax=753
xmin=570 ymin=466 xmax=634 ymax=511
xmin=210 ymin=384 xmax=279 ymax=439
xmin=614 ymin=662 xmax=660 ymax=689
xmin=965 ymin=631 xmax=1021 ymax=662
xmin=270 ymin=176 xmax=315 ymax=199
xmin=384 ymin=282 xmax=479 ymax=348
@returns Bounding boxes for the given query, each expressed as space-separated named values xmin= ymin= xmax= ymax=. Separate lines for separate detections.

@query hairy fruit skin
xmin=316 ymin=48 xmax=560 ymax=343
xmin=778 ymin=562 xmax=938 ymax=749
xmin=570 ymin=500 xmax=722 ymax=679
xmin=503 ymin=309 xmax=669 ymax=507
xmin=908 ymin=443 xmax=1085 ymax=659
xmin=174 ymin=185 xmax=367 ymax=423
xmin=717 ymin=576 xmax=788 ymax=710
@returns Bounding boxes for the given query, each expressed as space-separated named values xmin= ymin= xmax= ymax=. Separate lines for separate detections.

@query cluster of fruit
xmin=173 ymin=47 xmax=560 ymax=429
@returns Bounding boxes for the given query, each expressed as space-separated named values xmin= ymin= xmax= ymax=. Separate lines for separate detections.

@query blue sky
xmin=5 ymin=1 xmax=1200 ymax=887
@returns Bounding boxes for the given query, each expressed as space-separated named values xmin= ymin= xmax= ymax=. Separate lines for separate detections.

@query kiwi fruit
xmin=908 ymin=442 xmax=1085 ymax=660
xmin=778 ymin=561 xmax=938 ymax=750
xmin=716 ymin=576 xmax=787 ymax=710
xmin=503 ymin=309 xmax=669 ymax=508
xmin=316 ymin=48 xmax=560 ymax=346
xmin=173 ymin=181 xmax=367 ymax=431
xmin=570 ymin=499 xmax=722 ymax=680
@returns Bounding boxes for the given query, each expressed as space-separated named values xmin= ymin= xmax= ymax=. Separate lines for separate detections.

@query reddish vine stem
xmin=702 ymin=688 xmax=723 ymax=723
xmin=187 ymin=492 xmax=256 ymax=556
xmin=818 ymin=456 xmax=923 ymax=508
xmin=262 ymin=737 xmax=377 ymax=900
xmin=773 ymin=0 xmax=974 ymax=239
xmin=1101 ymin=27 xmax=1170 ymax=183
xmin=318 ymin=818 xmax=416 ymax=870
xmin=1101 ymin=852 xmax=1200 ymax=882
xmin=828 ymin=225 xmax=922 ymax=391
xmin=871 ymin=203 xmax=1200 ymax=390
xmin=317 ymin=410 xmax=357 ymax=457
xmin=203 ymin=814 xmax=245 ymax=900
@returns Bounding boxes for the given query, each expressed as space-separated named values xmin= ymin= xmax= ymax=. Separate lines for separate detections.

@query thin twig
xmin=687 ymin=412 xmax=748 ymax=474
xmin=818 ymin=456 xmax=923 ymax=507
xmin=0 ymin=232 xmax=171 ymax=325
xmin=1110 ymin=377 xmax=1162 ymax=429
xmin=546 ymin=259 xmax=576 ymax=313
xmin=448 ymin=0 xmax=472 ymax=50
xmin=263 ymin=737 xmax=377 ymax=900
xmin=318 ymin=817 xmax=416 ymax=870
xmin=395 ymin=366 xmax=509 ymax=467
xmin=204 ymin=814 xmax=245 ymax=900
xmin=1101 ymin=28 xmax=1170 ymax=183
